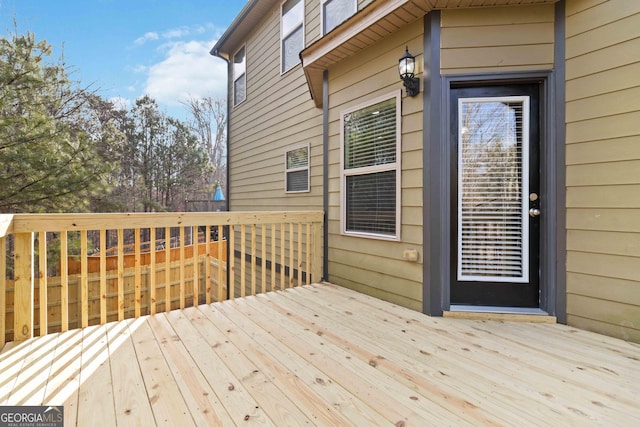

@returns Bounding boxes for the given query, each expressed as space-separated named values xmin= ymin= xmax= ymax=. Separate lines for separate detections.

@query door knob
xmin=529 ymin=208 xmax=541 ymax=217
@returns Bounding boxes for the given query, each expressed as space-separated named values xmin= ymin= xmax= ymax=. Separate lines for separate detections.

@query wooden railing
xmin=0 ymin=211 xmax=323 ymax=346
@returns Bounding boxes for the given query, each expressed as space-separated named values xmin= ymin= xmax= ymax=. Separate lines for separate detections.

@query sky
xmin=0 ymin=0 xmax=247 ymax=119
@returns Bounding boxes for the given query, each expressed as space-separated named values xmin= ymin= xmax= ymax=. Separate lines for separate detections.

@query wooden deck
xmin=2 ymin=282 xmax=639 ymax=426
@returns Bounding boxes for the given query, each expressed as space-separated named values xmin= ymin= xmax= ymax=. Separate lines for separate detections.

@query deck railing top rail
xmin=0 ymin=211 xmax=324 ymax=236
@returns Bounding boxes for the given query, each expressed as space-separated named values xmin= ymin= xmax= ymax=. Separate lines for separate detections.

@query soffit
xmin=301 ymin=0 xmax=558 ymax=107
xmin=210 ymin=0 xmax=280 ymax=58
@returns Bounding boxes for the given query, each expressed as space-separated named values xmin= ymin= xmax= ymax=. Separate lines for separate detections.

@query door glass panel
xmin=457 ymin=96 xmax=529 ymax=283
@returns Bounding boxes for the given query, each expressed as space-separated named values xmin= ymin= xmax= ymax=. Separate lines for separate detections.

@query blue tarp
xmin=213 ymin=187 xmax=225 ymax=201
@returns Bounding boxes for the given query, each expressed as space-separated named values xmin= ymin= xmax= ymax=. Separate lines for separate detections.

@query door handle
xmin=529 ymin=208 xmax=541 ymax=217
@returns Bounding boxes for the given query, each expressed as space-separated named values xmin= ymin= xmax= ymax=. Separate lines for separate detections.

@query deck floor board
xmin=2 ymin=283 xmax=640 ymax=426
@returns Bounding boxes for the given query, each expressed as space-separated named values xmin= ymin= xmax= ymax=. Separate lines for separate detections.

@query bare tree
xmin=183 ymin=96 xmax=227 ymax=195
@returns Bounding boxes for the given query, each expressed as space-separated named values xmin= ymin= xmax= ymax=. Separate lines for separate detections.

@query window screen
xmin=341 ymin=95 xmax=400 ymax=238
xmin=233 ymin=46 xmax=246 ymax=106
xmin=323 ymin=0 xmax=356 ymax=34
xmin=286 ymin=145 xmax=309 ymax=192
xmin=282 ymin=0 xmax=304 ymax=73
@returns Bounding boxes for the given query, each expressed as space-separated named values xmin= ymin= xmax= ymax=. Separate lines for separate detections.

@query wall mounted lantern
xmin=398 ymin=47 xmax=420 ymax=97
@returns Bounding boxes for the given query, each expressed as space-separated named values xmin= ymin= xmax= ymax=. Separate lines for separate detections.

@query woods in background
xmin=0 ymin=29 xmax=226 ymax=214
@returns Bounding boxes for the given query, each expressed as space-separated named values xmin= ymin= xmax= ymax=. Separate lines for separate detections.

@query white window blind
xmin=233 ymin=46 xmax=246 ymax=106
xmin=341 ymin=94 xmax=400 ymax=239
xmin=322 ymin=0 xmax=356 ymax=34
xmin=285 ymin=145 xmax=309 ymax=192
xmin=281 ymin=0 xmax=304 ymax=73
xmin=457 ymin=96 xmax=529 ymax=282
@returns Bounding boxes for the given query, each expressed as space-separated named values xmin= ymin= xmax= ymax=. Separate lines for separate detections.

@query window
xmin=233 ymin=46 xmax=246 ymax=106
xmin=281 ymin=0 xmax=304 ymax=73
xmin=322 ymin=0 xmax=356 ymax=35
xmin=341 ymin=92 xmax=401 ymax=239
xmin=285 ymin=144 xmax=310 ymax=193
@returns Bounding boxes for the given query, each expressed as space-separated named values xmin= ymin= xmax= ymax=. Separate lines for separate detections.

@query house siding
xmin=327 ymin=20 xmax=424 ymax=310
xmin=440 ymin=4 xmax=555 ymax=74
xmin=228 ymin=0 xmax=323 ymax=212
xmin=565 ymin=0 xmax=640 ymax=342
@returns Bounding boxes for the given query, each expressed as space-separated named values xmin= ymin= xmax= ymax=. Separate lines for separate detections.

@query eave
xmin=210 ymin=0 xmax=280 ymax=59
xmin=301 ymin=0 xmax=558 ymax=107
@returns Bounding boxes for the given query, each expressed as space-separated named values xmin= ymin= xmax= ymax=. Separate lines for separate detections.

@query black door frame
xmin=422 ymin=3 xmax=566 ymax=320
xmin=449 ymin=83 xmax=542 ymax=308
xmin=425 ymin=71 xmax=562 ymax=316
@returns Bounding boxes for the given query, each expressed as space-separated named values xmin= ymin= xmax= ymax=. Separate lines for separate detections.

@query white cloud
xmin=134 ymin=31 xmax=159 ymax=46
xmin=143 ymin=39 xmax=228 ymax=106
xmin=162 ymin=27 xmax=190 ymax=39
xmin=132 ymin=64 xmax=147 ymax=73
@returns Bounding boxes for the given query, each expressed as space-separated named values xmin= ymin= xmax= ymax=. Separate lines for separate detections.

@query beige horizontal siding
xmin=440 ymin=5 xmax=555 ymax=74
xmin=566 ymin=209 xmax=640 ymax=234
xmin=305 ymin=0 xmax=321 ymax=45
xmin=229 ymin=1 xmax=323 ymax=214
xmin=566 ymin=137 xmax=640 ymax=165
xmin=568 ymin=273 xmax=640 ymax=307
xmin=565 ymin=0 xmax=640 ymax=342
xmin=326 ymin=19 xmax=424 ymax=310
xmin=566 ymin=62 xmax=640 ymax=103
xmin=567 ymin=160 xmax=640 ymax=187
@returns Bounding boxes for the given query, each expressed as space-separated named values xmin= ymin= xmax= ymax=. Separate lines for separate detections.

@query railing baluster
xmin=193 ymin=226 xmax=199 ymax=306
xmin=60 ymin=230 xmax=68 ymax=332
xmin=150 ymin=227 xmax=156 ymax=315
xmin=1 ymin=235 xmax=7 ymax=346
xmin=217 ymin=226 xmax=224 ymax=302
xmin=271 ymin=224 xmax=276 ymax=291
xmin=306 ymin=223 xmax=311 ymax=285
xmin=280 ymin=222 xmax=286 ymax=290
xmin=165 ymin=226 xmax=171 ymax=313
xmin=251 ymin=224 xmax=256 ymax=296
xmin=261 ymin=224 xmax=266 ymax=294
xmin=179 ymin=226 xmax=185 ymax=309
xmin=13 ymin=232 xmax=34 ymax=341
xmin=38 ymin=232 xmax=48 ymax=335
xmin=240 ymin=224 xmax=246 ymax=298
xmin=205 ymin=225 xmax=211 ymax=304
xmin=100 ymin=229 xmax=107 ymax=324
xmin=313 ymin=222 xmax=322 ymax=283
xmin=117 ymin=228 xmax=124 ymax=321
xmin=229 ymin=226 xmax=235 ymax=299
xmin=80 ymin=230 xmax=88 ymax=328
xmin=289 ymin=223 xmax=294 ymax=288
xmin=298 ymin=223 xmax=303 ymax=287
xmin=134 ymin=228 xmax=141 ymax=318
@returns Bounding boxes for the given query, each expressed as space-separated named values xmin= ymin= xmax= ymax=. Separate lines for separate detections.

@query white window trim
xmin=321 ymin=0 xmax=357 ymax=36
xmin=285 ymin=143 xmax=310 ymax=193
xmin=340 ymin=90 xmax=402 ymax=241
xmin=457 ymin=96 xmax=530 ymax=283
xmin=280 ymin=0 xmax=305 ymax=74
xmin=232 ymin=44 xmax=246 ymax=106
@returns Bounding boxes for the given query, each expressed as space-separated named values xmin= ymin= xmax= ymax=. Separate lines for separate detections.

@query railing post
xmin=1 ymin=236 xmax=6 ymax=347
xmin=14 ymin=232 xmax=34 ymax=341
xmin=312 ymin=221 xmax=322 ymax=284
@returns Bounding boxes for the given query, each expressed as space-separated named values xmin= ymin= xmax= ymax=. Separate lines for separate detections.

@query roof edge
xmin=210 ymin=0 xmax=261 ymax=57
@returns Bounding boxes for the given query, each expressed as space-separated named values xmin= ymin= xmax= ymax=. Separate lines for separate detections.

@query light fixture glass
xmin=398 ymin=47 xmax=415 ymax=79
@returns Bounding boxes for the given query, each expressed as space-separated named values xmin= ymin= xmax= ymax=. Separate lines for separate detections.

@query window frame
xmin=285 ymin=143 xmax=310 ymax=193
xmin=321 ymin=0 xmax=357 ymax=35
xmin=340 ymin=91 xmax=402 ymax=241
xmin=280 ymin=0 xmax=305 ymax=74
xmin=232 ymin=45 xmax=246 ymax=106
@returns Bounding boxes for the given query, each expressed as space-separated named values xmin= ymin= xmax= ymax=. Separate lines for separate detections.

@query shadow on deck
xmin=1 ymin=282 xmax=639 ymax=426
